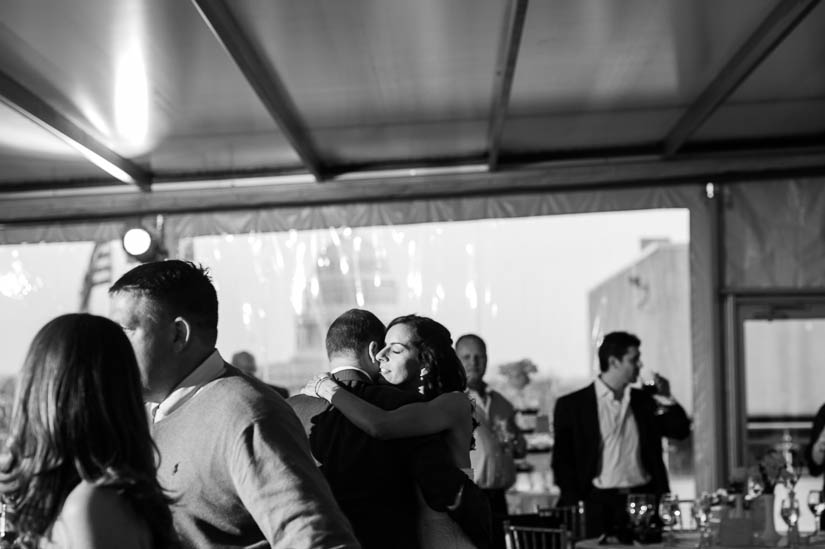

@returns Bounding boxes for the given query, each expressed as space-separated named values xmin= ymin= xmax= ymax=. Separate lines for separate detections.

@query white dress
xmin=416 ymin=467 xmax=477 ymax=549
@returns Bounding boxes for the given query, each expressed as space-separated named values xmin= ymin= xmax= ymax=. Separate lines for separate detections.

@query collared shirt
xmin=330 ymin=365 xmax=374 ymax=380
xmin=146 ymin=349 xmax=226 ymax=423
xmin=592 ymin=376 xmax=650 ymax=489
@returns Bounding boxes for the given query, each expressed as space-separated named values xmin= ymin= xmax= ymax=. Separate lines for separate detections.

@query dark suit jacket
xmin=267 ymin=383 xmax=289 ymax=398
xmin=551 ymin=382 xmax=691 ymax=506
xmin=806 ymin=403 xmax=825 ymax=485
xmin=288 ymin=369 xmax=491 ymax=549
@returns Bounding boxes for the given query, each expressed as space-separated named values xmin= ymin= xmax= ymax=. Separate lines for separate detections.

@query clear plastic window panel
xmin=0 ymin=209 xmax=691 ymax=499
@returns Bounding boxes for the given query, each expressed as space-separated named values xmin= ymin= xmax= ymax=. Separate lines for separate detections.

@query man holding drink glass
xmin=552 ymin=331 xmax=691 ymax=539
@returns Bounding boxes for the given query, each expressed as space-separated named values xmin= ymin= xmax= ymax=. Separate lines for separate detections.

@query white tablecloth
xmin=576 ymin=531 xmax=823 ymax=549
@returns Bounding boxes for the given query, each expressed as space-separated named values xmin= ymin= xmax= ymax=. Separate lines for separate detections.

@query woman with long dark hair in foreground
xmin=0 ymin=313 xmax=178 ymax=548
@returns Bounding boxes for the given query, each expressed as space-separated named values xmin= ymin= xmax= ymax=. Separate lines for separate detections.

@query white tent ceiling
xmin=0 ymin=0 xmax=824 ymax=225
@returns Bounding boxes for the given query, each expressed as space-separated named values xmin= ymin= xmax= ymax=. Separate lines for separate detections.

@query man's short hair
xmin=325 ymin=309 xmax=385 ymax=359
xmin=109 ymin=260 xmax=218 ymax=342
xmin=597 ymin=331 xmax=641 ymax=372
xmin=455 ymin=333 xmax=486 ymax=355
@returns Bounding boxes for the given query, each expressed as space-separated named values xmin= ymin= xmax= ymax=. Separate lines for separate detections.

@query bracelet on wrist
xmin=314 ymin=377 xmax=327 ymax=399
xmin=318 ymin=377 xmax=340 ymax=401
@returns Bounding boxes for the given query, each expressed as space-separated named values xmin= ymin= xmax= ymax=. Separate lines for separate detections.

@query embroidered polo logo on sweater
xmin=172 ymin=463 xmax=179 ymax=475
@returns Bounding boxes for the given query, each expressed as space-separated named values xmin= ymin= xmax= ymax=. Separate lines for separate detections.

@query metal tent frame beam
xmin=487 ymin=0 xmax=529 ymax=171
xmin=3 ymin=146 xmax=825 ymax=224
xmin=191 ymin=0 xmax=328 ymax=181
xmin=0 ymin=69 xmax=151 ymax=191
xmin=663 ymin=0 xmax=821 ymax=157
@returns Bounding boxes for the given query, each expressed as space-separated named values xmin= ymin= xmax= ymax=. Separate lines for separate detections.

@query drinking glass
xmin=642 ymin=373 xmax=658 ymax=395
xmin=659 ymin=493 xmax=681 ymax=545
xmin=691 ymin=493 xmax=713 ymax=548
xmin=627 ymin=495 xmax=641 ymax=529
xmin=628 ymin=494 xmax=655 ymax=528
xmin=807 ymin=490 xmax=825 ymax=541
xmin=626 ymin=493 xmax=656 ymax=543
xmin=781 ymin=496 xmax=801 ymax=549
xmin=642 ymin=372 xmax=668 ymax=415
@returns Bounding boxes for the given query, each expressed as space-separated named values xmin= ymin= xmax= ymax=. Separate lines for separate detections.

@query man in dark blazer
xmin=552 ymin=331 xmax=691 ymax=538
xmin=289 ymin=309 xmax=491 ymax=549
xmin=806 ymin=403 xmax=825 ymax=529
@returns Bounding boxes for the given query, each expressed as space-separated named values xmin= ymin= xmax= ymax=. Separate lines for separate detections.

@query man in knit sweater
xmin=110 ymin=260 xmax=359 ymax=549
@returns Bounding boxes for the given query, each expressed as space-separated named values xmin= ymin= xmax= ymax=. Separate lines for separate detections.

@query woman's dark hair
xmin=0 ymin=313 xmax=178 ymax=547
xmin=387 ymin=314 xmax=467 ymax=400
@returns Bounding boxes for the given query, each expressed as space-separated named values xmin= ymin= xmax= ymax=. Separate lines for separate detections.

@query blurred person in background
xmin=232 ymin=350 xmax=289 ymax=398
xmin=456 ymin=334 xmax=526 ymax=549
xmin=0 ymin=313 xmax=178 ymax=548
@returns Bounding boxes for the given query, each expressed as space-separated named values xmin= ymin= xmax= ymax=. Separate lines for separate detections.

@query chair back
xmin=535 ymin=501 xmax=587 ymax=540
xmin=504 ymin=522 xmax=568 ymax=549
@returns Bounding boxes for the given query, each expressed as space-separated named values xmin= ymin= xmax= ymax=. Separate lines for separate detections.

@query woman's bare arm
xmin=301 ymin=375 xmax=467 ymax=439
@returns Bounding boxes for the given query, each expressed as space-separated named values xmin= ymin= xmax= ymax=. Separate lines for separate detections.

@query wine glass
xmin=659 ymin=493 xmax=681 ymax=545
xmin=627 ymin=494 xmax=641 ymax=529
xmin=629 ymin=494 xmax=656 ymax=526
xmin=807 ymin=490 xmax=825 ymax=541
xmin=781 ymin=496 xmax=801 ymax=549
xmin=691 ymin=493 xmax=713 ymax=548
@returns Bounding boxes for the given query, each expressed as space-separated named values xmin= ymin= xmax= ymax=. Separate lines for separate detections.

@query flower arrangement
xmin=750 ymin=449 xmax=795 ymax=495
xmin=498 ymin=359 xmax=538 ymax=378
xmin=710 ymin=488 xmax=735 ymax=506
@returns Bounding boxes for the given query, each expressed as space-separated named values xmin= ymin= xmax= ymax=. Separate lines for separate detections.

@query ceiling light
xmin=122 ymin=226 xmax=166 ymax=263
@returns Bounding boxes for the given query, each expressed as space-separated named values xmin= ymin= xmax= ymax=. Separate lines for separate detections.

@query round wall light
xmin=123 ymin=227 xmax=152 ymax=255
xmin=122 ymin=226 xmax=165 ymax=263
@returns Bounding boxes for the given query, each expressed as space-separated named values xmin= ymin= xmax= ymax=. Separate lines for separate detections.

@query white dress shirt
xmin=592 ymin=376 xmax=650 ymax=489
xmin=146 ymin=349 xmax=226 ymax=423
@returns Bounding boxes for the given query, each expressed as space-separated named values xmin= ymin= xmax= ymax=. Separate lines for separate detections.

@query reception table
xmin=577 ymin=531 xmax=822 ymax=549
xmin=577 ymin=531 xmax=701 ymax=549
